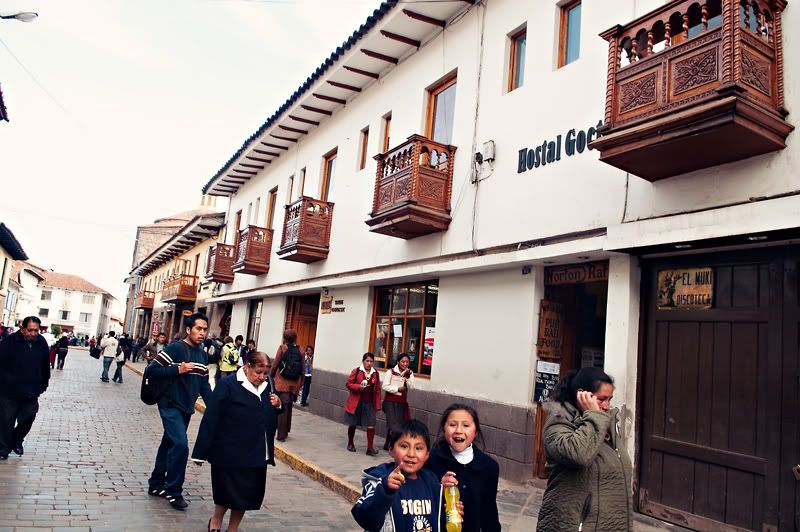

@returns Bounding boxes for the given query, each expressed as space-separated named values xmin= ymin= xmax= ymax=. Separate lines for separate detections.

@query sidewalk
xmin=126 ymin=361 xmax=684 ymax=531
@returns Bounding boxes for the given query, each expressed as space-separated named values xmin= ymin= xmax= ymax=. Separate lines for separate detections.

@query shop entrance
xmin=532 ymin=261 xmax=609 ymax=478
xmin=285 ymin=294 xmax=320 ymax=350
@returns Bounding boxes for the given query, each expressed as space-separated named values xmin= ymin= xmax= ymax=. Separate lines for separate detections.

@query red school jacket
xmin=344 ymin=366 xmax=382 ymax=415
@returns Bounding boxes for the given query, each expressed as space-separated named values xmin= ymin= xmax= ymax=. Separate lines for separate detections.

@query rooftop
xmin=39 ymin=270 xmax=114 ymax=298
xmin=0 ymin=223 xmax=28 ymax=260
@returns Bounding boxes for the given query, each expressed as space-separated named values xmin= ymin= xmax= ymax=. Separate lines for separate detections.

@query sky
xmin=0 ymin=0 xmax=381 ymax=317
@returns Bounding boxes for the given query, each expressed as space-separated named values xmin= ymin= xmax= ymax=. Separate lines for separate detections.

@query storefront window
xmin=371 ymin=281 xmax=438 ymax=376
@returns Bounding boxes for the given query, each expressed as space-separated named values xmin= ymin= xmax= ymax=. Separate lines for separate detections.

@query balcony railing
xmin=161 ymin=273 xmax=198 ymax=303
xmin=276 ymin=196 xmax=334 ymax=263
xmin=366 ymin=134 xmax=456 ymax=239
xmin=134 ymin=290 xmax=155 ymax=309
xmin=591 ymin=0 xmax=793 ymax=181
xmin=205 ymin=244 xmax=236 ymax=283
xmin=232 ymin=225 xmax=273 ymax=275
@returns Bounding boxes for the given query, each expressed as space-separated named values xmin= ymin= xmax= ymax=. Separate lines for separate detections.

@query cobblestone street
xmin=0 ymin=349 xmax=358 ymax=531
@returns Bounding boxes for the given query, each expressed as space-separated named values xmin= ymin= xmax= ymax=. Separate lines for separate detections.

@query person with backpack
xmin=218 ymin=336 xmax=241 ymax=379
xmin=269 ymin=329 xmax=304 ymax=442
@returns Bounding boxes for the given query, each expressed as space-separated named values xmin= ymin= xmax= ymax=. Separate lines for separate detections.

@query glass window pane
xmin=408 ymin=286 xmax=425 ymax=315
xmin=565 ymin=3 xmax=581 ymax=65
xmin=405 ymin=318 xmax=423 ymax=373
xmin=431 ymin=82 xmax=457 ymax=145
xmin=373 ymin=319 xmax=389 ymax=369
xmin=391 ymin=288 xmax=408 ymax=315
xmin=420 ymin=317 xmax=436 ymax=376
xmin=389 ymin=318 xmax=404 ymax=368
xmin=425 ymin=284 xmax=439 ymax=315
xmin=514 ymin=33 xmax=526 ymax=89
xmin=377 ymin=288 xmax=391 ymax=316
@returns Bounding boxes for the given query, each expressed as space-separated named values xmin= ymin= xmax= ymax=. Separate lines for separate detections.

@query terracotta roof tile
xmin=40 ymin=271 xmax=113 ymax=298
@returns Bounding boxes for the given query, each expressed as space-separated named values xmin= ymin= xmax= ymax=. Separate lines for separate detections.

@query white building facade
xmin=200 ymin=1 xmax=797 ymax=529
xmin=37 ymin=274 xmax=114 ymax=338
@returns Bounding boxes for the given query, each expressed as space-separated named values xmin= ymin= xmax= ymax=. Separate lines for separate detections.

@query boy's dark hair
xmin=184 ymin=312 xmax=209 ymax=330
xmin=435 ymin=403 xmax=485 ymax=448
xmin=388 ymin=419 xmax=431 ymax=450
xmin=235 ymin=334 xmax=244 ymax=342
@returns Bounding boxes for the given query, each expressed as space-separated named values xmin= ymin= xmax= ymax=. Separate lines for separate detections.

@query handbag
xmin=89 ymin=346 xmax=101 ymax=359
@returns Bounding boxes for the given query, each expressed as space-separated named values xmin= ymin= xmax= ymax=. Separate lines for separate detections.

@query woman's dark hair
xmin=395 ymin=352 xmax=411 ymax=364
xmin=435 ymin=403 xmax=485 ymax=448
xmin=388 ymin=419 xmax=431 ymax=450
xmin=223 ymin=336 xmax=233 ymax=344
xmin=552 ymin=367 xmax=614 ymax=408
xmin=283 ymin=329 xmax=297 ymax=344
xmin=362 ymin=352 xmax=375 ymax=362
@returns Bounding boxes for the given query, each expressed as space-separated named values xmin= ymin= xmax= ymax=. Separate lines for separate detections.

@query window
xmin=508 ymin=27 xmax=527 ymax=91
xmin=82 ymin=294 xmax=95 ymax=305
xmin=321 ymin=149 xmax=337 ymax=202
xmin=193 ymin=253 xmax=200 ymax=276
xmin=370 ymin=281 xmax=438 ymax=376
xmin=382 ymin=113 xmax=392 ymax=152
xmin=41 ymin=290 xmax=52 ymax=301
xmin=39 ymin=308 xmax=49 ymax=318
xmin=59 ymin=310 xmax=70 ymax=320
xmin=79 ymin=312 xmax=91 ymax=323
xmin=426 ymin=76 xmax=457 ymax=145
xmin=246 ymin=299 xmax=262 ymax=344
xmin=233 ymin=210 xmax=242 ymax=247
xmin=559 ymin=1 xmax=581 ymax=67
xmin=266 ymin=187 xmax=278 ymax=230
xmin=359 ymin=127 xmax=370 ymax=169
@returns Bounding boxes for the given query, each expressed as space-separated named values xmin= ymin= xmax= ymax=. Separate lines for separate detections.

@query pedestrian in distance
xmin=424 ymin=403 xmax=501 ymax=532
xmin=242 ymin=338 xmax=257 ymax=366
xmin=218 ymin=336 xmax=241 ymax=379
xmin=299 ymin=345 xmax=314 ymax=407
xmin=139 ymin=332 xmax=168 ymax=364
xmin=48 ymin=343 xmax=57 ymax=370
xmin=99 ymin=331 xmax=118 ymax=383
xmin=191 ymin=351 xmax=283 ymax=532
xmin=55 ymin=333 xmax=69 ymax=370
xmin=381 ymin=352 xmax=415 ymax=451
xmin=536 ymin=367 xmax=632 ymax=532
xmin=146 ymin=312 xmax=213 ymax=511
xmin=270 ymin=329 xmax=304 ymax=442
xmin=351 ymin=419 xmax=463 ymax=532
xmin=111 ymin=341 xmax=126 ymax=384
xmin=0 ymin=316 xmax=51 ymax=460
xmin=344 ymin=352 xmax=382 ymax=455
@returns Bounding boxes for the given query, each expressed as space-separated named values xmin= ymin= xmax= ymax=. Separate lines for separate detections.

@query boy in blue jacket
xmin=352 ymin=419 xmax=461 ymax=532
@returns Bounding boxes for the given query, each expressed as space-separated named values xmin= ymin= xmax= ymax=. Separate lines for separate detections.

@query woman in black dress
xmin=192 ymin=351 xmax=282 ymax=532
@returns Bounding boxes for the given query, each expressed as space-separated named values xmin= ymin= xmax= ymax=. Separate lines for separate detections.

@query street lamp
xmin=0 ymin=12 xmax=38 ymax=22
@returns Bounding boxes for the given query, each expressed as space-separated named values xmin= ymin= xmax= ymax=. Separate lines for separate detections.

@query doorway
xmin=285 ymin=294 xmax=320 ymax=350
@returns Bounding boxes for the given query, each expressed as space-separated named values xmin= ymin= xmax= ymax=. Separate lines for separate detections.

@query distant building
xmin=4 ymin=261 xmax=44 ymax=326
xmin=109 ymin=316 xmax=124 ymax=334
xmin=34 ymin=268 xmax=114 ymax=337
xmin=0 ymin=223 xmax=28 ymax=324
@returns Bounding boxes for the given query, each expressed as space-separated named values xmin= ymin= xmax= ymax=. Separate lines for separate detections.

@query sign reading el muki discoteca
xmin=657 ymin=268 xmax=714 ymax=309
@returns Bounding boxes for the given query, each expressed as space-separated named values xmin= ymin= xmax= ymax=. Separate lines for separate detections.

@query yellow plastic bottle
xmin=444 ymin=485 xmax=462 ymax=532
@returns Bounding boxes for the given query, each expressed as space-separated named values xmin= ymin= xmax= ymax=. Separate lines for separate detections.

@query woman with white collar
xmin=344 ymin=352 xmax=382 ymax=455
xmin=192 ymin=352 xmax=283 ymax=532
xmin=381 ymin=352 xmax=415 ymax=450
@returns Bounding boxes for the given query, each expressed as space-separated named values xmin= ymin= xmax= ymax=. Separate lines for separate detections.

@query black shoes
xmin=12 ymin=444 xmax=23 ymax=456
xmin=147 ymin=487 xmax=166 ymax=497
xmin=347 ymin=444 xmax=356 ymax=452
xmin=167 ymin=495 xmax=188 ymax=510
xmin=366 ymin=448 xmax=379 ymax=456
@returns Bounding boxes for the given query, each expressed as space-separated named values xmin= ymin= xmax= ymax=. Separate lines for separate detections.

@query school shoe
xmin=12 ymin=444 xmax=23 ymax=456
xmin=366 ymin=448 xmax=379 ymax=456
xmin=166 ymin=495 xmax=188 ymax=510
xmin=147 ymin=487 xmax=166 ymax=497
xmin=347 ymin=444 xmax=356 ymax=452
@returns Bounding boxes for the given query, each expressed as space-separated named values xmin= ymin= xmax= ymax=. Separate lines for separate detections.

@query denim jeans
xmin=112 ymin=361 xmax=124 ymax=383
xmin=301 ymin=376 xmax=312 ymax=405
xmin=100 ymin=358 xmax=113 ymax=381
xmin=149 ymin=406 xmax=191 ymax=497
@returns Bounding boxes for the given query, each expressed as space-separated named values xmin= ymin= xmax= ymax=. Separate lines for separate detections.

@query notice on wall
xmin=536 ymin=300 xmax=564 ymax=360
xmin=657 ymin=268 xmax=714 ymax=309
xmin=151 ymin=322 xmax=160 ymax=335
xmin=320 ymin=295 xmax=332 ymax=314
xmin=392 ymin=324 xmax=403 ymax=338
xmin=534 ymin=360 xmax=560 ymax=403
xmin=545 ymin=261 xmax=609 ymax=285
xmin=423 ymin=327 xmax=435 ymax=367
xmin=581 ymin=347 xmax=605 ymax=368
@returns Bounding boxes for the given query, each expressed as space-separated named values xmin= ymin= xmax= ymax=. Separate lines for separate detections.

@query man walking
xmin=0 ymin=316 xmax=51 ymax=460
xmin=140 ymin=332 xmax=167 ymax=363
xmin=99 ymin=331 xmax=118 ymax=383
xmin=147 ymin=313 xmax=212 ymax=510
xmin=55 ymin=333 xmax=69 ymax=370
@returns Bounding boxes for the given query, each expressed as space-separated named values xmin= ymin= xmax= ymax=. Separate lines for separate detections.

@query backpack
xmin=207 ymin=342 xmax=221 ymax=365
xmin=89 ymin=346 xmax=101 ymax=359
xmin=140 ymin=343 xmax=185 ymax=405
xmin=278 ymin=344 xmax=303 ymax=380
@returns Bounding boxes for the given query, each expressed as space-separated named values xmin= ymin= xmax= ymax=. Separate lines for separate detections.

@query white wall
xmin=313 ymin=285 xmax=373 ymax=374
xmin=228 ymin=300 xmax=248 ymax=341
xmin=39 ymin=287 xmax=108 ymax=337
xmin=256 ymin=296 xmax=286 ymax=355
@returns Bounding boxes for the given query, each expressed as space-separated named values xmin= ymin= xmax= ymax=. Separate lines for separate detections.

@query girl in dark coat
xmin=192 ymin=352 xmax=283 ymax=532
xmin=425 ymin=403 xmax=501 ymax=532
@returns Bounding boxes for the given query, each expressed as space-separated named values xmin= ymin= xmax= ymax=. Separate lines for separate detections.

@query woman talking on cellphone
xmin=536 ymin=367 xmax=632 ymax=532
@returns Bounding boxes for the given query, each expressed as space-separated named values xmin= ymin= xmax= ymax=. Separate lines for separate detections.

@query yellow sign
xmin=536 ymin=300 xmax=564 ymax=360
xmin=657 ymin=268 xmax=714 ymax=309
xmin=320 ymin=295 xmax=332 ymax=315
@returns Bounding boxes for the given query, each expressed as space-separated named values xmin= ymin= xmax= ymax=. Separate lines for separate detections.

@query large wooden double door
xmin=640 ymin=248 xmax=799 ymax=531
xmin=285 ymin=294 xmax=320 ymax=350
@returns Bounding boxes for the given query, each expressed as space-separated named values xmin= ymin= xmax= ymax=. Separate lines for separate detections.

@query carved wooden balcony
xmin=134 ymin=290 xmax=154 ymax=309
xmin=277 ymin=196 xmax=334 ymax=263
xmin=591 ymin=0 xmax=793 ymax=181
xmin=205 ymin=244 xmax=236 ymax=283
xmin=232 ymin=225 xmax=273 ymax=275
xmin=161 ymin=274 xmax=198 ymax=303
xmin=366 ymin=134 xmax=456 ymax=239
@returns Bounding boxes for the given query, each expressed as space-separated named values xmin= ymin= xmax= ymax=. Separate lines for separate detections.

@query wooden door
xmin=639 ymin=249 xmax=797 ymax=531
xmin=780 ymin=252 xmax=800 ymax=532
xmin=286 ymin=295 xmax=319 ymax=350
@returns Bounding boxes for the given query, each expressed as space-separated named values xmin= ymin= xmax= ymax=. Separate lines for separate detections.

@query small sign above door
xmin=657 ymin=268 xmax=714 ymax=309
xmin=545 ymin=261 xmax=609 ymax=285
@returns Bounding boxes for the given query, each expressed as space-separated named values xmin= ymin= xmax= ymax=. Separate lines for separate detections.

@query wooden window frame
xmin=233 ymin=210 xmax=242 ymax=247
xmin=266 ymin=187 xmax=278 ymax=230
xmin=425 ymin=74 xmax=457 ymax=141
xmin=508 ymin=27 xmax=527 ymax=92
xmin=359 ymin=127 xmax=370 ymax=170
xmin=320 ymin=149 xmax=337 ymax=202
xmin=381 ymin=113 xmax=392 ymax=152
xmin=287 ymin=175 xmax=295 ymax=203
xmin=368 ymin=280 xmax=439 ymax=378
xmin=558 ymin=0 xmax=581 ymax=68
xmin=298 ymin=168 xmax=306 ymax=199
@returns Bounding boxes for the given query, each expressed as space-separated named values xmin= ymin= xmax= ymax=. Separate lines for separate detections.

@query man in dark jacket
xmin=55 ymin=334 xmax=69 ymax=370
xmin=0 ymin=316 xmax=51 ymax=460
xmin=146 ymin=313 xmax=212 ymax=511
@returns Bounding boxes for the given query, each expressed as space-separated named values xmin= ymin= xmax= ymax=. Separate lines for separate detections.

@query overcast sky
xmin=0 ymin=0 xmax=379 ymax=316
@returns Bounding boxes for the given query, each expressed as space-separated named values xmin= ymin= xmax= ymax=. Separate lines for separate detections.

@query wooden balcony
xmin=134 ymin=290 xmax=154 ymax=309
xmin=277 ymin=197 xmax=334 ymax=263
xmin=591 ymin=0 xmax=793 ymax=181
xmin=161 ymin=274 xmax=198 ymax=303
xmin=233 ymin=225 xmax=273 ymax=275
xmin=205 ymin=244 xmax=236 ymax=283
xmin=367 ymin=134 xmax=456 ymax=239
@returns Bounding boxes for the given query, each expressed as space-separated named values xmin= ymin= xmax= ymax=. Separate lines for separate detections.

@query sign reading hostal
xmin=657 ymin=268 xmax=714 ymax=309
xmin=536 ymin=300 xmax=564 ymax=360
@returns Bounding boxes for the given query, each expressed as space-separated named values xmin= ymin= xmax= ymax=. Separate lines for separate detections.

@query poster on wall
xmin=151 ymin=322 xmax=160 ymax=335
xmin=534 ymin=360 xmax=560 ymax=403
xmin=423 ymin=327 xmax=435 ymax=367
xmin=320 ymin=296 xmax=332 ymax=314
xmin=536 ymin=300 xmax=564 ymax=360
xmin=657 ymin=268 xmax=714 ymax=309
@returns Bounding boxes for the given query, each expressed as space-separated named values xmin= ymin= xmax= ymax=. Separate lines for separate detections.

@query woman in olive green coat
xmin=536 ymin=367 xmax=632 ymax=532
